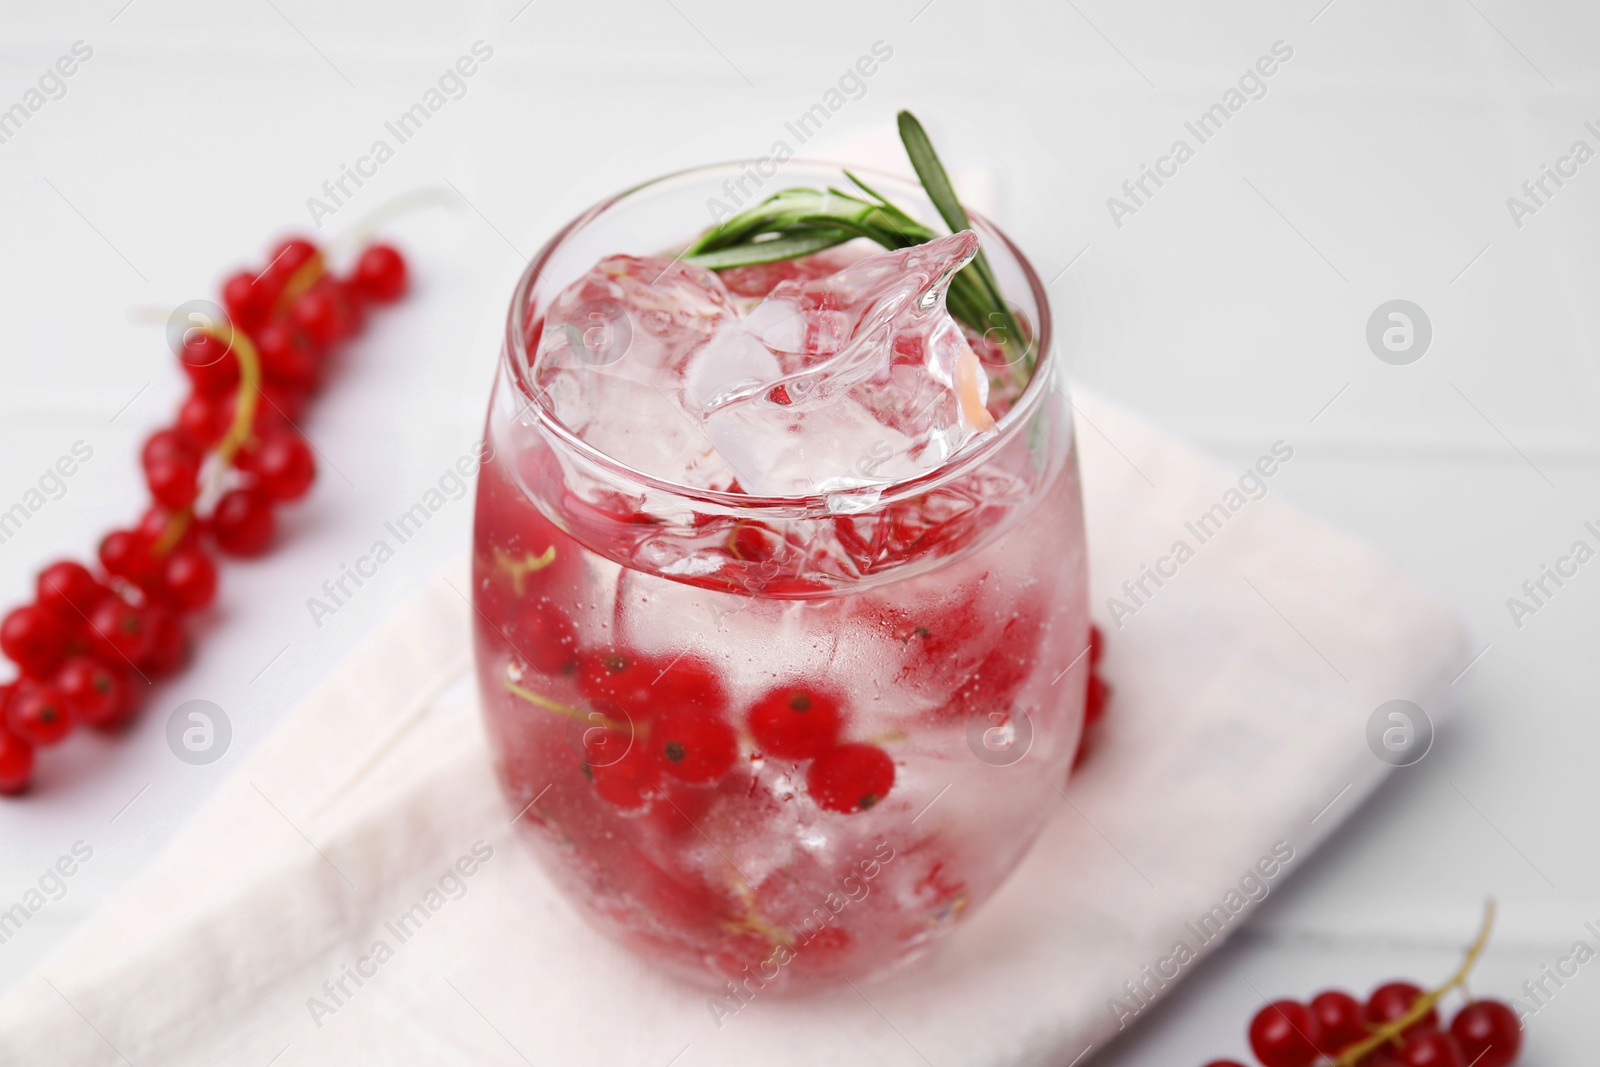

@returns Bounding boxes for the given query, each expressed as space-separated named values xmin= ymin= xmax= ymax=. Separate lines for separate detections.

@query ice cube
xmin=532 ymin=255 xmax=742 ymax=489
xmin=686 ymin=231 xmax=997 ymax=498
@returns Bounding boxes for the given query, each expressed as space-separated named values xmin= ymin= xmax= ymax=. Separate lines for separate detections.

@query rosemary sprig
xmin=895 ymin=111 xmax=1027 ymax=364
xmin=684 ymin=186 xmax=935 ymax=260
xmin=681 ymin=111 xmax=1035 ymax=382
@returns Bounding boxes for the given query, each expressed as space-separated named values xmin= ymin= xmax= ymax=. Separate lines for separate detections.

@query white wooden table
xmin=0 ymin=0 xmax=1594 ymax=1060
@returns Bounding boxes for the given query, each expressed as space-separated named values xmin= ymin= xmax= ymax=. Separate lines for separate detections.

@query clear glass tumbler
xmin=471 ymin=163 xmax=1088 ymax=994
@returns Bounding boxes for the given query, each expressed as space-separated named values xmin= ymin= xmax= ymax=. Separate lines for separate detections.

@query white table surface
xmin=0 ymin=0 xmax=1595 ymax=1061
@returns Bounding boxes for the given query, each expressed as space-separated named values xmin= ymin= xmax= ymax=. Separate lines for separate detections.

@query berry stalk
xmin=1333 ymin=902 xmax=1496 ymax=1067
xmin=502 ymin=676 xmax=624 ymax=732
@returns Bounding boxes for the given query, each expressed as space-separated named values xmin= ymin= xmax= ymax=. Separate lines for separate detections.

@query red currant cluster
xmin=508 ymin=599 xmax=896 ymax=815
xmin=1204 ymin=910 xmax=1522 ymax=1067
xmin=1209 ymin=990 xmax=1521 ymax=1067
xmin=0 ymin=236 xmax=408 ymax=795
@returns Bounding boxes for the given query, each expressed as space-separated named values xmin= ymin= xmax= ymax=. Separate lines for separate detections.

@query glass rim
xmin=503 ymin=159 xmax=1057 ymax=517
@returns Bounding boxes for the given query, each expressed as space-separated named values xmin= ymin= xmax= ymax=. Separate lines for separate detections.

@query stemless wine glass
xmin=471 ymin=162 xmax=1088 ymax=994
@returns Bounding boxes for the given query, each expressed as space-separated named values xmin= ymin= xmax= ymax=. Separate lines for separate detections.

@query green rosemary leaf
xmin=896 ymin=110 xmax=1031 ymax=372
xmin=842 ymin=170 xmax=889 ymax=204
xmin=841 ymin=172 xmax=916 ymax=223
xmin=687 ymin=189 xmax=855 ymax=253
xmin=945 ymin=274 xmax=989 ymax=333
xmin=684 ymin=228 xmax=856 ymax=270
xmin=895 ymin=112 xmax=972 ymax=236
xmin=897 ymin=111 xmax=1008 ymax=308
xmin=688 ymin=187 xmax=934 ymax=260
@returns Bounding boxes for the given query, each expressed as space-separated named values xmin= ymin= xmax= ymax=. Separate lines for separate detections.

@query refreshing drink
xmin=471 ymin=154 xmax=1088 ymax=993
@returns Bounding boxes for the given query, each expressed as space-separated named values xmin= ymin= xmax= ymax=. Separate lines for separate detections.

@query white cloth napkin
xmin=0 ymin=393 xmax=1469 ymax=1067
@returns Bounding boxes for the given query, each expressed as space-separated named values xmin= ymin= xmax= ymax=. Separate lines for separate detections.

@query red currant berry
xmin=54 ymin=657 xmax=128 ymax=729
xmin=1448 ymin=1000 xmax=1521 ymax=1067
xmin=579 ymin=719 xmax=633 ymax=767
xmin=256 ymin=321 xmax=322 ymax=392
xmin=577 ymin=650 xmax=658 ymax=715
xmin=725 ymin=518 xmax=780 ymax=563
xmin=1201 ymin=1062 xmax=1249 ymax=1067
xmin=209 ymin=488 xmax=276 ymax=556
xmin=1310 ymin=989 xmax=1366 ymax=1055
xmin=935 ymin=634 xmax=1036 ymax=723
xmin=257 ymin=382 xmax=310 ymax=426
xmin=253 ymin=432 xmax=316 ymax=501
xmin=265 ymin=236 xmax=320 ymax=282
xmin=251 ymin=244 xmax=313 ymax=312
xmin=139 ymin=606 xmax=189 ymax=676
xmin=645 ymin=777 xmax=714 ymax=837
xmin=145 ymin=453 xmax=201 ymax=510
xmin=652 ymin=656 xmax=727 ymax=716
xmin=585 ymin=732 xmax=659 ymax=809
xmin=221 ymin=269 xmax=269 ymax=330
xmin=99 ymin=528 xmax=157 ymax=585
xmin=179 ymin=332 xmax=240 ymax=397
xmin=290 ymin=284 xmax=344 ymax=348
xmin=86 ymin=597 xmax=152 ymax=665
xmin=352 ymin=244 xmax=407 ymax=303
xmin=806 ymin=743 xmax=895 ymax=813
xmin=747 ymin=685 xmax=842 ymax=760
xmin=7 ymin=683 xmax=72 ymax=746
xmin=649 ymin=708 xmax=738 ymax=784
xmin=0 ymin=729 xmax=33 ymax=795
xmin=35 ymin=561 xmax=105 ymax=621
xmin=177 ymin=391 xmax=229 ymax=447
xmin=513 ymin=600 xmax=578 ymax=676
xmin=1396 ymin=1029 xmax=1465 ymax=1067
xmin=161 ymin=547 xmax=218 ymax=612
xmin=873 ymin=600 xmax=968 ymax=664
xmin=1089 ymin=624 xmax=1104 ymax=666
xmin=137 ymin=505 xmax=199 ymax=555
xmin=1248 ymin=1000 xmax=1322 ymax=1067
xmin=1085 ymin=673 xmax=1110 ymax=727
xmin=333 ymin=279 xmax=365 ymax=337
xmin=1 ymin=605 xmax=69 ymax=677
xmin=141 ymin=427 xmax=199 ymax=467
xmin=1367 ymin=982 xmax=1439 ymax=1032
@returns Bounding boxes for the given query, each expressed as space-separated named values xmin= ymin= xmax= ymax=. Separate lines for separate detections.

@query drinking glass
xmin=471 ymin=162 xmax=1088 ymax=993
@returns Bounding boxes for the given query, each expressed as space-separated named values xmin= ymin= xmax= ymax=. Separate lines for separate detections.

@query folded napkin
xmin=0 ymin=392 xmax=1469 ymax=1066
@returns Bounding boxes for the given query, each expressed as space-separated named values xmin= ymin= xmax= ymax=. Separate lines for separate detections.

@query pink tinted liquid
xmin=471 ymin=399 xmax=1087 ymax=993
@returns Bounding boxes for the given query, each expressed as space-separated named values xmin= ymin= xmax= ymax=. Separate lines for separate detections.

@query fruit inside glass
xmin=471 ymin=162 xmax=1088 ymax=993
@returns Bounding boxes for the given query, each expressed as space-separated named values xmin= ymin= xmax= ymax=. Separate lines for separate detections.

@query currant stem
xmin=493 ymin=545 xmax=558 ymax=596
xmin=209 ymin=325 xmax=262 ymax=471
xmin=726 ymin=879 xmax=796 ymax=949
xmin=1333 ymin=900 xmax=1496 ymax=1066
xmin=272 ymin=254 xmax=326 ymax=316
xmin=149 ymin=509 xmax=192 ymax=558
xmin=501 ymin=677 xmax=625 ymax=733
xmin=149 ymin=321 xmax=263 ymax=560
xmin=328 ymin=186 xmax=459 ymax=255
